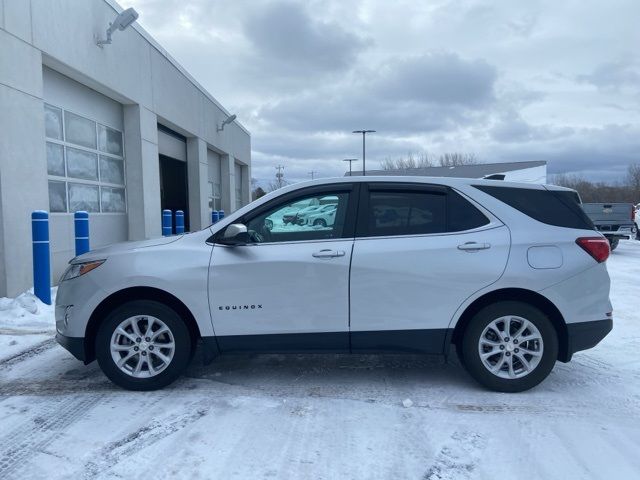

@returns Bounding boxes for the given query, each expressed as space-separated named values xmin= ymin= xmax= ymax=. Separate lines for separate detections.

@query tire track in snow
xmin=0 ymin=338 xmax=56 ymax=369
xmin=422 ymin=430 xmax=484 ymax=480
xmin=82 ymin=403 xmax=210 ymax=479
xmin=0 ymin=394 xmax=103 ymax=479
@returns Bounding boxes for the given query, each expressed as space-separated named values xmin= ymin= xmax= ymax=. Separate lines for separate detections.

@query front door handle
xmin=457 ymin=242 xmax=491 ymax=251
xmin=312 ymin=249 xmax=346 ymax=258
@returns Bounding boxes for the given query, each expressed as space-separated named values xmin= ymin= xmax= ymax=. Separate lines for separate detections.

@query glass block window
xmin=44 ymin=103 xmax=126 ymax=213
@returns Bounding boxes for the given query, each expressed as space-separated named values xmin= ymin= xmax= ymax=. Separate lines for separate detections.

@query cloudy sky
xmin=125 ymin=0 xmax=640 ymax=185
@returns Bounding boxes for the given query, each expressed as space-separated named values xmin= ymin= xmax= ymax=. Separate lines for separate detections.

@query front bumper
xmin=56 ymin=333 xmax=87 ymax=363
xmin=565 ymin=319 xmax=612 ymax=361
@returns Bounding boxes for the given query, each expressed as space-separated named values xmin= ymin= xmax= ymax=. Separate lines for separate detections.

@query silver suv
xmin=55 ymin=177 xmax=613 ymax=392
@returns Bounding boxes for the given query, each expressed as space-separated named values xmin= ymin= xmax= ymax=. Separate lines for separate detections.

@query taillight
xmin=576 ymin=237 xmax=610 ymax=263
xmin=632 ymin=206 xmax=635 ymax=222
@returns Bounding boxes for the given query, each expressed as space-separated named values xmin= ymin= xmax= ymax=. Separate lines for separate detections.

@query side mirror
xmin=216 ymin=223 xmax=250 ymax=246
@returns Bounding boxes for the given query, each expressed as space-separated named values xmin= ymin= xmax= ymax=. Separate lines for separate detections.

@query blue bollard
xmin=211 ymin=210 xmax=219 ymax=224
xmin=31 ymin=211 xmax=51 ymax=305
xmin=162 ymin=209 xmax=173 ymax=236
xmin=175 ymin=210 xmax=185 ymax=234
xmin=218 ymin=210 xmax=225 ymax=221
xmin=74 ymin=211 xmax=90 ymax=256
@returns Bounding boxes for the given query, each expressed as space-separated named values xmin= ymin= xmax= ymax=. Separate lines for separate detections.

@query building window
xmin=44 ymin=103 xmax=126 ymax=213
xmin=208 ymin=181 xmax=221 ymax=212
xmin=208 ymin=151 xmax=222 ymax=212
xmin=235 ymin=163 xmax=244 ymax=208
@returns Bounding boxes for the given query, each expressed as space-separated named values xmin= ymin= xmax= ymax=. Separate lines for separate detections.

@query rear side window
xmin=473 ymin=185 xmax=594 ymax=230
xmin=364 ymin=188 xmax=490 ymax=237
xmin=448 ymin=190 xmax=491 ymax=231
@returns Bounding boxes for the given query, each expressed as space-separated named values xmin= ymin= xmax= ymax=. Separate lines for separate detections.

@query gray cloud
xmin=577 ymin=60 xmax=640 ymax=92
xmin=374 ymin=53 xmax=497 ymax=105
xmin=259 ymin=53 xmax=497 ymax=134
xmin=243 ymin=2 xmax=370 ymax=75
xmin=126 ymin=0 xmax=640 ymax=185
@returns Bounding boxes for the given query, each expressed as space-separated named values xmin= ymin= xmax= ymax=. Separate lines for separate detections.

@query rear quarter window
xmin=473 ymin=185 xmax=594 ymax=230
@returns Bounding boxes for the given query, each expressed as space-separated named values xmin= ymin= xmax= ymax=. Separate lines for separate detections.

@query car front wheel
xmin=460 ymin=301 xmax=558 ymax=392
xmin=95 ymin=300 xmax=192 ymax=391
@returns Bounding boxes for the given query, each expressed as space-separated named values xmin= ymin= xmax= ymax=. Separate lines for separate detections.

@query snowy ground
xmin=1 ymin=243 xmax=639 ymax=479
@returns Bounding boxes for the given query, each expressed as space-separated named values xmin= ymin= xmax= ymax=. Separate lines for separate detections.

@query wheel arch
xmin=451 ymin=288 xmax=570 ymax=362
xmin=84 ymin=286 xmax=201 ymax=363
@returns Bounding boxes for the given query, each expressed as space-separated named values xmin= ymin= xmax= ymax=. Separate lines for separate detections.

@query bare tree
xmin=438 ymin=152 xmax=478 ymax=167
xmin=626 ymin=163 xmax=640 ymax=200
xmin=552 ymin=172 xmax=638 ymax=203
xmin=380 ymin=152 xmax=434 ymax=170
xmin=266 ymin=179 xmax=290 ymax=192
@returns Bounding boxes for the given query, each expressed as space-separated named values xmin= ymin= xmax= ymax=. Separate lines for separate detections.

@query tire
xmin=460 ymin=301 xmax=558 ymax=393
xmin=635 ymin=227 xmax=639 ymax=241
xmin=95 ymin=300 xmax=193 ymax=391
xmin=609 ymin=238 xmax=619 ymax=251
xmin=313 ymin=218 xmax=327 ymax=227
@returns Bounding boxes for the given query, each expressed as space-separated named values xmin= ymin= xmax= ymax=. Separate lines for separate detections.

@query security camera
xmin=96 ymin=8 xmax=139 ymax=47
xmin=217 ymin=114 xmax=237 ymax=132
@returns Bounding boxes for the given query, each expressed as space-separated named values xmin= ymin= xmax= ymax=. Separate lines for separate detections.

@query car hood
xmin=71 ymin=236 xmax=183 ymax=263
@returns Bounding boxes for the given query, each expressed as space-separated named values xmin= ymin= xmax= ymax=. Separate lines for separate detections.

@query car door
xmin=208 ymin=184 xmax=358 ymax=352
xmin=349 ymin=182 xmax=510 ymax=353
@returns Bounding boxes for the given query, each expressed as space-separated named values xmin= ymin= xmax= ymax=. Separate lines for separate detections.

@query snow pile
xmin=0 ymin=287 xmax=57 ymax=333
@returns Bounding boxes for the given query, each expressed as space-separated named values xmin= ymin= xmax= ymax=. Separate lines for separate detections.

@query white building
xmin=346 ymin=161 xmax=547 ymax=183
xmin=0 ymin=0 xmax=251 ymax=297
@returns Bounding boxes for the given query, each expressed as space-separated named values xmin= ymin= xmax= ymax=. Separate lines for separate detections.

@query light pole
xmin=308 ymin=171 xmax=318 ymax=180
xmin=352 ymin=130 xmax=376 ymax=176
xmin=343 ymin=158 xmax=358 ymax=176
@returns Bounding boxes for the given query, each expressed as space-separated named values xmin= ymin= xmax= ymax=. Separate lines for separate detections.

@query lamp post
xmin=352 ymin=130 xmax=376 ymax=176
xmin=343 ymin=158 xmax=357 ymax=176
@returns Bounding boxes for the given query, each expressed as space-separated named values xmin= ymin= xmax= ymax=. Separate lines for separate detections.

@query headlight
xmin=60 ymin=260 xmax=105 ymax=282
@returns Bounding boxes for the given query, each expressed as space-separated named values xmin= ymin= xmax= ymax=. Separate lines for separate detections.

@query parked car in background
xmin=56 ymin=177 xmax=612 ymax=393
xmin=299 ymin=203 xmax=337 ymax=227
xmin=581 ymin=202 xmax=636 ymax=250
xmin=635 ymin=204 xmax=640 ymax=240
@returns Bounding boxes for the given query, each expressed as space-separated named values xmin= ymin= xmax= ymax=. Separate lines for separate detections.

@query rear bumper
xmin=564 ymin=319 xmax=612 ymax=361
xmin=56 ymin=333 xmax=87 ymax=363
xmin=597 ymin=225 xmax=634 ymax=240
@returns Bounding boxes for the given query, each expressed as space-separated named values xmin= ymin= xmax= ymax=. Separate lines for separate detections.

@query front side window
xmin=45 ymin=103 xmax=126 ymax=213
xmin=243 ymin=192 xmax=350 ymax=243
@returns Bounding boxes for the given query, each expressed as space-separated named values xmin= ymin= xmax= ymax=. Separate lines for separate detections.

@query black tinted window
xmin=448 ymin=190 xmax=490 ymax=231
xmin=368 ymin=191 xmax=446 ymax=236
xmin=474 ymin=185 xmax=594 ymax=230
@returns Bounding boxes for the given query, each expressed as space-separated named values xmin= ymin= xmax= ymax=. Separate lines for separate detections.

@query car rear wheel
xmin=95 ymin=300 xmax=192 ymax=391
xmin=313 ymin=218 xmax=327 ymax=227
xmin=460 ymin=301 xmax=558 ymax=392
xmin=608 ymin=238 xmax=619 ymax=251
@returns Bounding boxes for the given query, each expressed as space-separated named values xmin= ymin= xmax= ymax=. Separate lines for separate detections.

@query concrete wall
xmin=0 ymin=0 xmax=251 ymax=296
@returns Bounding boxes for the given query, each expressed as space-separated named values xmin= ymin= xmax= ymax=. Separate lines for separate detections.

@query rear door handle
xmin=312 ymin=249 xmax=346 ymax=258
xmin=457 ymin=242 xmax=491 ymax=251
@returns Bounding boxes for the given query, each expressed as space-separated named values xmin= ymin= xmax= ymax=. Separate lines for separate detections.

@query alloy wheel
xmin=110 ymin=315 xmax=175 ymax=378
xmin=478 ymin=315 xmax=544 ymax=379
